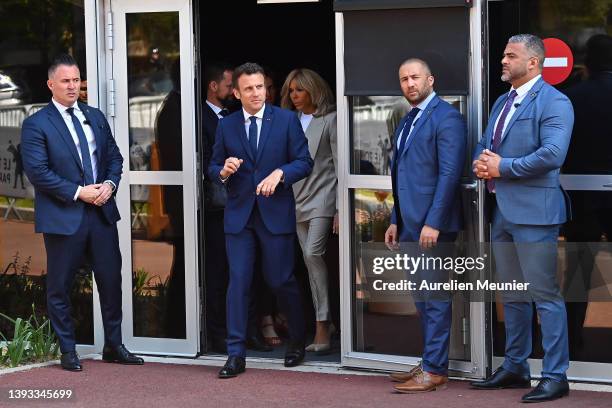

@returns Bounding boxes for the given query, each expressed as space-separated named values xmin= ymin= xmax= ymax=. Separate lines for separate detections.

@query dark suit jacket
xmin=208 ymin=104 xmax=313 ymax=235
xmin=21 ymin=101 xmax=123 ymax=235
xmin=202 ymin=101 xmax=220 ymax=176
xmin=390 ymin=95 xmax=466 ymax=236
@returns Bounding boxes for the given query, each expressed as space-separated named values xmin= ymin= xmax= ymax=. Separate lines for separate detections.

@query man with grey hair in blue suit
xmin=470 ymin=34 xmax=573 ymax=403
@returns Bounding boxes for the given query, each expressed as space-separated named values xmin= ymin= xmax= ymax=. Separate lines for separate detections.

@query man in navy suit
xmin=471 ymin=34 xmax=573 ymax=403
xmin=385 ymin=58 xmax=466 ymax=393
xmin=208 ymin=62 xmax=313 ymax=378
xmin=20 ymin=54 xmax=143 ymax=371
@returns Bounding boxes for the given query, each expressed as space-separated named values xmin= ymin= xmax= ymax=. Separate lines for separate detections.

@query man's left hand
xmin=419 ymin=225 xmax=440 ymax=249
xmin=476 ymin=149 xmax=502 ymax=179
xmin=93 ymin=182 xmax=113 ymax=206
xmin=256 ymin=169 xmax=283 ymax=197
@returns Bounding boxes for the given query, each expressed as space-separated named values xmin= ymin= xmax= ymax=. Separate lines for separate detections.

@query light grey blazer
xmin=293 ymin=111 xmax=338 ymax=223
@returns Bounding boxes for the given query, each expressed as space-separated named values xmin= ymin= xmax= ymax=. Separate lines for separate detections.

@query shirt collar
xmin=413 ymin=91 xmax=436 ymax=112
xmin=206 ymin=100 xmax=223 ymax=115
xmin=511 ymin=74 xmax=541 ymax=98
xmin=243 ymin=104 xmax=266 ymax=122
xmin=51 ymin=98 xmax=79 ymax=115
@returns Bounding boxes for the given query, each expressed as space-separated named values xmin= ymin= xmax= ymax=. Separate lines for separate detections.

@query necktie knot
xmin=219 ymin=108 xmax=230 ymax=117
xmin=508 ymin=89 xmax=518 ymax=102
xmin=66 ymin=107 xmax=75 ymax=116
xmin=249 ymin=116 xmax=257 ymax=124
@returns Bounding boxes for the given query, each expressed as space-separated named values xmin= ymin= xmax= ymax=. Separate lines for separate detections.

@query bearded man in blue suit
xmin=470 ymin=34 xmax=573 ymax=403
xmin=20 ymin=54 xmax=143 ymax=371
xmin=208 ymin=62 xmax=313 ymax=378
xmin=385 ymin=58 xmax=466 ymax=393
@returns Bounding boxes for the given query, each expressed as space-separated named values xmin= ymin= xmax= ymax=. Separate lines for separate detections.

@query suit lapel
xmin=79 ymin=102 xmax=103 ymax=162
xmin=391 ymin=114 xmax=408 ymax=169
xmin=233 ymin=112 xmax=254 ymax=162
xmin=500 ymin=78 xmax=544 ymax=144
xmin=486 ymin=97 xmax=506 ymax=149
xmin=304 ymin=115 xmax=324 ymax=159
xmin=400 ymin=96 xmax=439 ymax=158
xmin=45 ymin=103 xmax=83 ymax=171
xmin=255 ymin=104 xmax=273 ymax=163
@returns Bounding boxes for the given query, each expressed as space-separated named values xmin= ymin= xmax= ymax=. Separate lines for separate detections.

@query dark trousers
xmin=398 ymin=227 xmax=455 ymax=376
xmin=204 ymin=210 xmax=229 ymax=342
xmin=43 ymin=205 xmax=122 ymax=353
xmin=225 ymin=206 xmax=305 ymax=357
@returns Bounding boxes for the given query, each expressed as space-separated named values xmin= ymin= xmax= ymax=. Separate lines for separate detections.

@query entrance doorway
xmin=197 ymin=0 xmax=341 ymax=363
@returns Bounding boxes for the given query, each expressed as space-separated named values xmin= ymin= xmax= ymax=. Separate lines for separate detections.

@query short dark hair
xmin=204 ymin=62 xmax=233 ymax=88
xmin=232 ymin=62 xmax=265 ymax=88
xmin=48 ymin=53 xmax=79 ymax=78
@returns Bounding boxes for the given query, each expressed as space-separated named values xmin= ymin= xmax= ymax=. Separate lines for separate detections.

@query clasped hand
xmin=79 ymin=183 xmax=113 ymax=206
xmin=472 ymin=149 xmax=501 ymax=180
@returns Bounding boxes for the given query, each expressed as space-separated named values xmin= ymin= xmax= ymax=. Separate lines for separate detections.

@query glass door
xmin=336 ymin=1 xmax=487 ymax=378
xmin=109 ymin=0 xmax=199 ymax=356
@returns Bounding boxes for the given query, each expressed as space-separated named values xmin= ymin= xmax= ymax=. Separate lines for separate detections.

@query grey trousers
xmin=296 ymin=217 xmax=333 ymax=321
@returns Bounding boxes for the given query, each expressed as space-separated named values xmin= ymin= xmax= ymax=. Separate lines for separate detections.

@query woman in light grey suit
xmin=281 ymin=69 xmax=338 ymax=352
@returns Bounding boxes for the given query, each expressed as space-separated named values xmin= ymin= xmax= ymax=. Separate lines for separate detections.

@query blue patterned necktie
xmin=66 ymin=107 xmax=94 ymax=185
xmin=249 ymin=116 xmax=258 ymax=159
xmin=487 ymin=90 xmax=518 ymax=193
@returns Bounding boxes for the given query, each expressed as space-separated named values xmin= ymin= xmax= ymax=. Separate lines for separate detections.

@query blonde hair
xmin=280 ymin=68 xmax=335 ymax=117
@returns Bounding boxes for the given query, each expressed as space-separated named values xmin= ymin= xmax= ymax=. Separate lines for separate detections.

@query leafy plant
xmin=133 ymin=267 xmax=150 ymax=296
xmin=27 ymin=305 xmax=60 ymax=361
xmin=0 ymin=317 xmax=31 ymax=368
xmin=0 ymin=305 xmax=60 ymax=368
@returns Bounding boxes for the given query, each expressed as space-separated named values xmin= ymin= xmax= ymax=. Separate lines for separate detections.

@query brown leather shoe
xmin=394 ymin=371 xmax=448 ymax=393
xmin=389 ymin=364 xmax=423 ymax=382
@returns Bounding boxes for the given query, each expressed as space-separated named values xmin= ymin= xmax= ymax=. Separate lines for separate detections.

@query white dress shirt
xmin=299 ymin=112 xmax=313 ymax=132
xmin=206 ymin=100 xmax=224 ymax=120
xmin=242 ymin=104 xmax=265 ymax=146
xmin=51 ymin=98 xmax=115 ymax=201
xmin=396 ymin=91 xmax=437 ymax=150
xmin=494 ymin=74 xmax=541 ymax=140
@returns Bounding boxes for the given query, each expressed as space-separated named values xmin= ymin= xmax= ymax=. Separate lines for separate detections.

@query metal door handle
xmin=461 ymin=181 xmax=478 ymax=191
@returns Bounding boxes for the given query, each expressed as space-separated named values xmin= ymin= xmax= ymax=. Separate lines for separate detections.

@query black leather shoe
xmin=218 ymin=356 xmax=246 ymax=379
xmin=521 ymin=378 xmax=569 ymax=403
xmin=60 ymin=351 xmax=82 ymax=372
xmin=102 ymin=344 xmax=144 ymax=365
xmin=284 ymin=341 xmax=305 ymax=367
xmin=471 ymin=367 xmax=531 ymax=389
xmin=246 ymin=334 xmax=273 ymax=352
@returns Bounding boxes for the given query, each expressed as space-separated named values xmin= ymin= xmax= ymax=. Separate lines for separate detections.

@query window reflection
xmin=126 ymin=12 xmax=181 ymax=172
xmin=131 ymin=185 xmax=185 ymax=339
xmin=350 ymin=95 xmax=466 ymax=175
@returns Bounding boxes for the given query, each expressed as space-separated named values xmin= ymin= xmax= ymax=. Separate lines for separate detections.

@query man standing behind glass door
xmin=202 ymin=62 xmax=234 ymax=353
xmin=384 ymin=58 xmax=466 ymax=393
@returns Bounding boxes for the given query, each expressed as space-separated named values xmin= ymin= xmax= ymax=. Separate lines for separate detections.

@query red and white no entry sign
xmin=542 ymin=38 xmax=574 ymax=85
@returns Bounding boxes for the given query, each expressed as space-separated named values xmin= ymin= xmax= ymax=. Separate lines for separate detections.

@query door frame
xmin=336 ymin=0 xmax=488 ymax=378
xmin=105 ymin=0 xmax=200 ymax=356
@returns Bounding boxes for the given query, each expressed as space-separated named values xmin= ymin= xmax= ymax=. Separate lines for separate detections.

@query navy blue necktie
xmin=66 ymin=107 xmax=94 ymax=185
xmin=396 ymin=107 xmax=420 ymax=155
xmin=248 ymin=116 xmax=258 ymax=159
